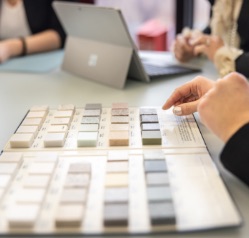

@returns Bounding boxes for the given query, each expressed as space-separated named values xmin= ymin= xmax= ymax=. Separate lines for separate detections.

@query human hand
xmin=172 ymin=33 xmax=196 ymax=62
xmin=191 ymin=35 xmax=224 ymax=61
xmin=162 ymin=76 xmax=215 ymax=115
xmin=198 ymin=72 xmax=249 ymax=142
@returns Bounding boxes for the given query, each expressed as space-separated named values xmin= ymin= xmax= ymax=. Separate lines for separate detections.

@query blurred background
xmin=94 ymin=0 xmax=210 ymax=51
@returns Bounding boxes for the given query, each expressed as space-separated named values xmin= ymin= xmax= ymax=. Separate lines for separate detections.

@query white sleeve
xmin=214 ymin=46 xmax=243 ymax=77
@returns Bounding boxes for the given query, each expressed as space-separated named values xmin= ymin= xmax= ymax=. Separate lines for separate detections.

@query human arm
xmin=162 ymin=76 xmax=215 ymax=115
xmin=0 ymin=30 xmax=61 ymax=63
xmin=198 ymin=72 xmax=249 ymax=186
xmin=0 ymin=0 xmax=66 ymax=63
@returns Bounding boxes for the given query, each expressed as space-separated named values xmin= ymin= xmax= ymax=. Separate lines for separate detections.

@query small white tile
xmin=28 ymin=162 xmax=55 ymax=174
xmin=77 ymin=132 xmax=98 ymax=147
xmin=16 ymin=188 xmax=45 ymax=203
xmin=47 ymin=125 xmax=68 ymax=133
xmin=0 ymin=152 xmax=23 ymax=162
xmin=0 ymin=175 xmax=11 ymax=188
xmin=9 ymin=133 xmax=34 ymax=148
xmin=26 ymin=111 xmax=47 ymax=119
xmin=51 ymin=117 xmax=71 ymax=126
xmin=43 ymin=133 xmax=67 ymax=147
xmin=21 ymin=118 xmax=43 ymax=128
xmin=54 ymin=110 xmax=73 ymax=118
xmin=23 ymin=175 xmax=50 ymax=188
xmin=60 ymin=188 xmax=87 ymax=203
xmin=30 ymin=105 xmax=49 ymax=112
xmin=55 ymin=204 xmax=85 ymax=227
xmin=8 ymin=204 xmax=40 ymax=228
xmin=16 ymin=125 xmax=39 ymax=137
xmin=58 ymin=104 xmax=75 ymax=111
xmin=79 ymin=124 xmax=99 ymax=132
xmin=83 ymin=109 xmax=101 ymax=117
xmin=0 ymin=163 xmax=18 ymax=174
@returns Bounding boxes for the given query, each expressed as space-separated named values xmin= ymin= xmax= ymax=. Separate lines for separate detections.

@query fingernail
xmin=173 ymin=106 xmax=182 ymax=116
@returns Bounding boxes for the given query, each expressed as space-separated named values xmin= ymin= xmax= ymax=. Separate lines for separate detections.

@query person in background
xmin=172 ymin=0 xmax=249 ymax=78
xmin=0 ymin=0 xmax=78 ymax=63
xmin=162 ymin=72 xmax=249 ymax=186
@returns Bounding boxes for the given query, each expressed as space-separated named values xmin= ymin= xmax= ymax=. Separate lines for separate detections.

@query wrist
xmin=222 ymin=116 xmax=249 ymax=143
xmin=4 ymin=38 xmax=27 ymax=57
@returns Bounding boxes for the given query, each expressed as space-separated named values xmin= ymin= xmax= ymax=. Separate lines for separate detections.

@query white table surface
xmin=0 ymin=51 xmax=248 ymax=238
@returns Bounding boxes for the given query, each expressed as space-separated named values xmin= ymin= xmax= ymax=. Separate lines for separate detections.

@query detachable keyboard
xmin=143 ymin=63 xmax=201 ymax=78
xmin=0 ymin=103 xmax=241 ymax=235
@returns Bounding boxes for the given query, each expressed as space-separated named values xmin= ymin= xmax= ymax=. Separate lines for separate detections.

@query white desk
xmin=0 ymin=51 xmax=248 ymax=238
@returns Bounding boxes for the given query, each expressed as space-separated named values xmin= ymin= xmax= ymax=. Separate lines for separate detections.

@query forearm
xmin=3 ymin=30 xmax=62 ymax=58
xmin=25 ymin=30 xmax=62 ymax=54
